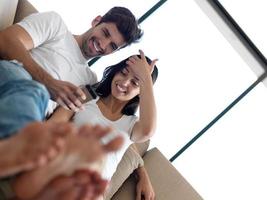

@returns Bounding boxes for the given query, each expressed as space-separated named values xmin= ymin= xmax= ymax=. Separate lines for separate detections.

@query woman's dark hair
xmin=93 ymin=55 xmax=158 ymax=116
xmin=99 ymin=7 xmax=143 ymax=47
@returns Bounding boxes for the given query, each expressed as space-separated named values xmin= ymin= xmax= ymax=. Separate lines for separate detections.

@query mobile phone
xmin=80 ymin=84 xmax=98 ymax=103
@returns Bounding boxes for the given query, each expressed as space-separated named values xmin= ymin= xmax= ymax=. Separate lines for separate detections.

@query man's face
xmin=81 ymin=22 xmax=126 ymax=59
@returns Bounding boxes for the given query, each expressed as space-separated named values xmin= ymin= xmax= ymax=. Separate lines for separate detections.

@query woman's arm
xmin=48 ymin=86 xmax=97 ymax=122
xmin=47 ymin=106 xmax=75 ymax=122
xmin=127 ymin=50 xmax=157 ymax=142
xmin=131 ymin=144 xmax=155 ymax=200
xmin=135 ymin=166 xmax=155 ymax=200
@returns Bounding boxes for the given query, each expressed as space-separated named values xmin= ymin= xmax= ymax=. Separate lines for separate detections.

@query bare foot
xmin=12 ymin=124 xmax=123 ymax=200
xmin=0 ymin=122 xmax=71 ymax=178
xmin=33 ymin=169 xmax=108 ymax=200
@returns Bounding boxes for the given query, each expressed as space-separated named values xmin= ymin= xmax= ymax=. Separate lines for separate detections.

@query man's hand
xmin=46 ymin=79 xmax=86 ymax=112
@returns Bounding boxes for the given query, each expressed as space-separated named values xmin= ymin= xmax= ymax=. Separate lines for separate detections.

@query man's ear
xmin=92 ymin=15 xmax=102 ymax=27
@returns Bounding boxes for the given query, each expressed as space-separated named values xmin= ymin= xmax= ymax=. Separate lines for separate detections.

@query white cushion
xmin=0 ymin=0 xmax=18 ymax=30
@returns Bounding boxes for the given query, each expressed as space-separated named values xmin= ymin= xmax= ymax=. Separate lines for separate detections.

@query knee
xmin=0 ymin=80 xmax=50 ymax=138
xmin=15 ymin=80 xmax=50 ymax=121
xmin=25 ymin=80 xmax=50 ymax=102
xmin=0 ymin=60 xmax=13 ymax=67
xmin=0 ymin=60 xmax=32 ymax=85
xmin=6 ymin=79 xmax=51 ymax=107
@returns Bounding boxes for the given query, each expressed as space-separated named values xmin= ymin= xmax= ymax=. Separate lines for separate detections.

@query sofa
xmin=0 ymin=1 xmax=203 ymax=199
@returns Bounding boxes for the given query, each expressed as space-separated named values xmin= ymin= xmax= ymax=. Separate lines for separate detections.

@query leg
xmin=0 ymin=122 xmax=76 ymax=178
xmin=0 ymin=60 xmax=49 ymax=138
xmin=35 ymin=170 xmax=108 ymax=200
xmin=12 ymin=124 xmax=124 ymax=200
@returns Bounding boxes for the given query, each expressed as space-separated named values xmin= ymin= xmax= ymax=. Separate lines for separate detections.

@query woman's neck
xmin=97 ymin=96 xmax=127 ymax=121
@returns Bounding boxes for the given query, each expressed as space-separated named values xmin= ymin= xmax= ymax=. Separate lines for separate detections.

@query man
xmin=0 ymin=7 xmax=142 ymax=199
xmin=0 ymin=7 xmax=142 ymax=138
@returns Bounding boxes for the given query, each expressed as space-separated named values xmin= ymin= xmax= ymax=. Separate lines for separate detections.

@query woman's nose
xmin=121 ymin=79 xmax=130 ymax=86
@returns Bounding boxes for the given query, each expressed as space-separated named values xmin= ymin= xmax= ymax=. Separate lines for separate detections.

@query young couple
xmin=0 ymin=6 xmax=157 ymax=200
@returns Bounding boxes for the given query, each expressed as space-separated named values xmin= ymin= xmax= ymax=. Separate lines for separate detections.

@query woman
xmin=50 ymin=49 xmax=158 ymax=199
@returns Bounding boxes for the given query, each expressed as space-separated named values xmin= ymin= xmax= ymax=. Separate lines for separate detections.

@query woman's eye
xmin=120 ymin=70 xmax=127 ymax=76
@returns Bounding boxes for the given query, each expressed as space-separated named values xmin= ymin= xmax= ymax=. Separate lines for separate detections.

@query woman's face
xmin=111 ymin=67 xmax=140 ymax=102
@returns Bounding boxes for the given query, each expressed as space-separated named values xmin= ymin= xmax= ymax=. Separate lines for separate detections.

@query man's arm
xmin=0 ymin=25 xmax=49 ymax=79
xmin=0 ymin=25 xmax=85 ymax=111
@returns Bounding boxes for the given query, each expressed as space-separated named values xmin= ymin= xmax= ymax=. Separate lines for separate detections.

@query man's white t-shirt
xmin=17 ymin=12 xmax=97 ymax=114
xmin=73 ymin=98 xmax=138 ymax=179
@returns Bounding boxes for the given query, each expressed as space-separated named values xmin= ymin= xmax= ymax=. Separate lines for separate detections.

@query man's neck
xmin=73 ymin=35 xmax=81 ymax=48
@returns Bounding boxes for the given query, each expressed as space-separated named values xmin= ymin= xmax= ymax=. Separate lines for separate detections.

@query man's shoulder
xmin=17 ymin=11 xmax=69 ymax=47
xmin=84 ymin=67 xmax=98 ymax=84
xmin=18 ymin=11 xmax=65 ymax=27
xmin=40 ymin=11 xmax=63 ymax=22
xmin=28 ymin=11 xmax=62 ymax=19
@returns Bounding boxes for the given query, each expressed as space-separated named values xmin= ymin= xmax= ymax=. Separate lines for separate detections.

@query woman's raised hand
xmin=126 ymin=50 xmax=157 ymax=83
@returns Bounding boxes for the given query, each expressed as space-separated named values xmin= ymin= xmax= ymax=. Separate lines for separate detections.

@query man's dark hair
xmin=92 ymin=55 xmax=158 ymax=116
xmin=100 ymin=7 xmax=143 ymax=47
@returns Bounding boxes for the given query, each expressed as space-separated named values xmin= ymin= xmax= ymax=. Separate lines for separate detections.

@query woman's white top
xmin=73 ymin=98 xmax=138 ymax=179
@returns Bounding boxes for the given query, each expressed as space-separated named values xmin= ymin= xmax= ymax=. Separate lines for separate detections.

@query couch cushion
xmin=104 ymin=144 xmax=145 ymax=199
xmin=111 ymin=148 xmax=203 ymax=200
xmin=0 ymin=0 xmax=18 ymax=30
xmin=14 ymin=0 xmax=38 ymax=23
xmin=133 ymin=140 xmax=150 ymax=157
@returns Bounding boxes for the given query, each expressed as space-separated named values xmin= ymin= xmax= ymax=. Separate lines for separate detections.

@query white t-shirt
xmin=73 ymin=98 xmax=138 ymax=179
xmin=17 ymin=12 xmax=97 ymax=115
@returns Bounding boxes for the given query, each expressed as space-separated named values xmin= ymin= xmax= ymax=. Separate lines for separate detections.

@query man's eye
xmin=103 ymin=29 xmax=109 ymax=37
xmin=132 ymin=80 xmax=139 ymax=86
xmin=111 ymin=43 xmax=118 ymax=51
